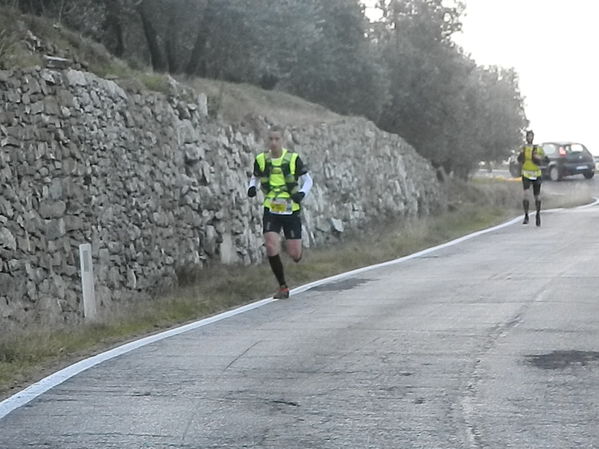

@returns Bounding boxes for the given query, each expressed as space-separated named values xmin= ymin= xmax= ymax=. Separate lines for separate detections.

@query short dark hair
xmin=269 ymin=125 xmax=284 ymax=134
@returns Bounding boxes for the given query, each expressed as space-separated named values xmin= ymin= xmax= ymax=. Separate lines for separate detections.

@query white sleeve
xmin=248 ymin=175 xmax=258 ymax=189
xmin=299 ymin=173 xmax=313 ymax=196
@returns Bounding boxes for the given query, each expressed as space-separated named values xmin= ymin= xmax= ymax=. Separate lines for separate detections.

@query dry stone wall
xmin=0 ymin=68 xmax=445 ymax=329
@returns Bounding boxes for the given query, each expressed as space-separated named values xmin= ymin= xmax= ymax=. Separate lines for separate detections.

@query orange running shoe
xmin=273 ymin=286 xmax=290 ymax=299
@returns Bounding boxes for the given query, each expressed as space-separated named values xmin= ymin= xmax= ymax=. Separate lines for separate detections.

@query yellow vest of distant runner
xmin=521 ymin=145 xmax=544 ymax=179
xmin=256 ymin=149 xmax=301 ymax=213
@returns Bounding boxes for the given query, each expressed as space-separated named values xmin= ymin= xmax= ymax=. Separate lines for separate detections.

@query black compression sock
xmin=268 ymin=255 xmax=286 ymax=287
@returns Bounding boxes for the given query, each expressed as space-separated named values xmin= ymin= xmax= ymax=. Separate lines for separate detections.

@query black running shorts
xmin=263 ymin=208 xmax=302 ymax=240
xmin=522 ymin=176 xmax=541 ymax=196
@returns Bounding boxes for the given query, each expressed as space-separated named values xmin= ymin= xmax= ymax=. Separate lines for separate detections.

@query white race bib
xmin=269 ymin=198 xmax=293 ymax=215
xmin=522 ymin=170 xmax=538 ymax=180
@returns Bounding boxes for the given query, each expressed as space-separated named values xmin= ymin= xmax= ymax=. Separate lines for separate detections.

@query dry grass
xmin=181 ymin=77 xmax=341 ymax=125
xmin=0 ymin=6 xmax=136 ymax=77
xmin=0 ymin=8 xmax=41 ymax=68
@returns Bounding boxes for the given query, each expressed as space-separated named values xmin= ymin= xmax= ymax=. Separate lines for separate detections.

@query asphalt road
xmin=1 ymin=181 xmax=599 ymax=449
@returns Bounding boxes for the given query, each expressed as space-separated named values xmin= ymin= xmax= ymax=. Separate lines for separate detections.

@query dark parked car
xmin=541 ymin=142 xmax=594 ymax=181
xmin=508 ymin=142 xmax=594 ymax=181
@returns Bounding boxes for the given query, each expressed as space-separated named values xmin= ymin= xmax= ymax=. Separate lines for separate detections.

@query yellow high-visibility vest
xmin=256 ymin=149 xmax=300 ymax=212
xmin=521 ymin=145 xmax=544 ymax=179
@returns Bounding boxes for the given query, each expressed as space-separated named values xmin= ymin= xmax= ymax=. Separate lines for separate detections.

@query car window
xmin=569 ymin=144 xmax=584 ymax=153
xmin=543 ymin=144 xmax=556 ymax=155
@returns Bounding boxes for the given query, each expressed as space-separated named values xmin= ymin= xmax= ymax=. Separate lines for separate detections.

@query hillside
xmin=0 ymin=5 xmax=339 ymax=126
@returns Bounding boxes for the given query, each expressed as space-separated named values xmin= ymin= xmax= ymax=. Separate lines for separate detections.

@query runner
xmin=517 ymin=130 xmax=545 ymax=226
xmin=247 ymin=126 xmax=313 ymax=298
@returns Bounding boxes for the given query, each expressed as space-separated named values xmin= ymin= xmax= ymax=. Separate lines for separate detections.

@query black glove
xmin=247 ymin=186 xmax=257 ymax=198
xmin=291 ymin=192 xmax=305 ymax=203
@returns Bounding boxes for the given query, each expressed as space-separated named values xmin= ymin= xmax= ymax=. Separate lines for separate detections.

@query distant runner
xmin=247 ymin=125 xmax=313 ymax=299
xmin=517 ymin=130 xmax=545 ymax=226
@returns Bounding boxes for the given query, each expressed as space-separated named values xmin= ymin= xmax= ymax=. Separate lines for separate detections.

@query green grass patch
xmin=138 ymin=72 xmax=171 ymax=94
xmin=89 ymin=58 xmax=135 ymax=80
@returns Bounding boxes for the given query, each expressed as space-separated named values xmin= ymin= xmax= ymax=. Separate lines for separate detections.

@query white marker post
xmin=79 ymin=243 xmax=97 ymax=321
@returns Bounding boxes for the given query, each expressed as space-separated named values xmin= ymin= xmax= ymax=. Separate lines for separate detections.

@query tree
xmin=1 ymin=0 xmax=527 ymax=173
xmin=373 ymin=0 xmax=526 ymax=177
xmin=277 ymin=0 xmax=388 ymax=120
xmin=376 ymin=0 xmax=465 ymax=162
xmin=474 ymin=66 xmax=528 ymax=165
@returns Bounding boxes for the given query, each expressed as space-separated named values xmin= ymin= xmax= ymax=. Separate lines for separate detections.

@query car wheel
xmin=549 ymin=166 xmax=561 ymax=181
xmin=584 ymin=171 xmax=595 ymax=179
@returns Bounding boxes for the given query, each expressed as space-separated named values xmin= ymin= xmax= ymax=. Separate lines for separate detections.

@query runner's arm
xmin=248 ymin=158 xmax=260 ymax=190
xmin=294 ymin=156 xmax=312 ymax=196
xmin=299 ymin=173 xmax=313 ymax=196
xmin=248 ymin=175 xmax=258 ymax=189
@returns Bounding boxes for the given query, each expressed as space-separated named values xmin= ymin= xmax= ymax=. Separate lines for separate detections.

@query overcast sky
xmin=363 ymin=0 xmax=599 ymax=154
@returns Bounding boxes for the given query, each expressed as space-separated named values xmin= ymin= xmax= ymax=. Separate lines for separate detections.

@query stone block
xmin=0 ymin=227 xmax=16 ymax=250
xmin=43 ymin=56 xmax=72 ymax=70
xmin=65 ymin=69 xmax=87 ymax=86
xmin=39 ymin=200 xmax=66 ymax=219
xmin=45 ymin=218 xmax=66 ymax=240
xmin=0 ymin=273 xmax=15 ymax=292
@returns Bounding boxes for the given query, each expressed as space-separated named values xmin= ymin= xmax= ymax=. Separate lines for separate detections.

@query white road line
xmin=1 ymin=199 xmax=597 ymax=420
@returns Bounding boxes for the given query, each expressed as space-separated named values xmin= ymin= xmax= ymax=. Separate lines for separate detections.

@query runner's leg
xmin=533 ymin=180 xmax=542 ymax=227
xmin=263 ymin=210 xmax=287 ymax=288
xmin=522 ymin=178 xmax=531 ymax=224
xmin=265 ymin=231 xmax=286 ymax=287
xmin=283 ymin=213 xmax=303 ymax=262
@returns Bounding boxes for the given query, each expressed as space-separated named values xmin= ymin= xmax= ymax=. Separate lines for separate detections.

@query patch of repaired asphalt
xmin=308 ymin=278 xmax=371 ymax=292
xmin=525 ymin=350 xmax=599 ymax=370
